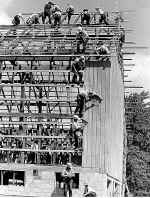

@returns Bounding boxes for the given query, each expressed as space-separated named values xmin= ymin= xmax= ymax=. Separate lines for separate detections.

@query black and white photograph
xmin=0 ymin=0 xmax=149 ymax=197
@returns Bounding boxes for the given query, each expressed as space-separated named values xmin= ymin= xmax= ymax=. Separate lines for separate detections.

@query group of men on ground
xmin=12 ymin=2 xmax=109 ymax=26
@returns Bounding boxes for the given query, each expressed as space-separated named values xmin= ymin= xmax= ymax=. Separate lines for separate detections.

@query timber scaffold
xmin=0 ymin=10 xmax=133 ymax=168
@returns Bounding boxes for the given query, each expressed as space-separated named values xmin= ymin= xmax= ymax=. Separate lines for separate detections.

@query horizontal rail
xmin=0 ymin=113 xmax=74 ymax=119
xmin=0 ymin=98 xmax=76 ymax=102
xmin=124 ymin=86 xmax=143 ymax=89
xmin=0 ymin=54 xmax=113 ymax=61
xmin=0 ymin=135 xmax=66 ymax=139
xmin=0 ymin=121 xmax=72 ymax=125
xmin=0 ymin=148 xmax=79 ymax=153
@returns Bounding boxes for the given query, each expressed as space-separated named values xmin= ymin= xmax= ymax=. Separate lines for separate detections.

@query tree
xmin=125 ymin=91 xmax=150 ymax=196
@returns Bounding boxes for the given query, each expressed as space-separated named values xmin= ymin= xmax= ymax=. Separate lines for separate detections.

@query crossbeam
xmin=0 ymin=148 xmax=79 ymax=153
xmin=0 ymin=135 xmax=66 ymax=139
xmin=0 ymin=113 xmax=74 ymax=119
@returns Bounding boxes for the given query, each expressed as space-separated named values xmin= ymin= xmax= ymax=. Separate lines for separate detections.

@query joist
xmin=0 ymin=148 xmax=80 ymax=153
xmin=0 ymin=54 xmax=114 ymax=61
xmin=0 ymin=102 xmax=76 ymax=107
xmin=0 ymin=135 xmax=66 ymax=139
xmin=0 ymin=121 xmax=72 ymax=125
xmin=0 ymin=113 xmax=74 ymax=119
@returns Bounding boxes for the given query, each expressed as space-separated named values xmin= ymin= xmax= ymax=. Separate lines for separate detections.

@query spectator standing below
xmin=43 ymin=1 xmax=55 ymax=24
xmin=76 ymin=26 xmax=89 ymax=54
xmin=81 ymin=9 xmax=91 ymax=25
xmin=95 ymin=8 xmax=109 ymax=25
xmin=71 ymin=55 xmax=85 ymax=84
xmin=83 ymin=183 xmax=97 ymax=197
xmin=66 ymin=4 xmax=74 ymax=24
xmin=62 ymin=163 xmax=74 ymax=197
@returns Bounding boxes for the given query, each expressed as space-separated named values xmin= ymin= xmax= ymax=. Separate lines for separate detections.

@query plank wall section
xmin=82 ymin=53 xmax=124 ymax=182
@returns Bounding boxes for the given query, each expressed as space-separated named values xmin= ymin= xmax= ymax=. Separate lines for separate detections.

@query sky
xmin=0 ymin=0 xmax=150 ymax=93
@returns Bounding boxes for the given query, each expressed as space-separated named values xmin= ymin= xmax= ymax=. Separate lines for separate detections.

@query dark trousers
xmin=67 ymin=13 xmax=73 ymax=24
xmin=54 ymin=16 xmax=61 ymax=26
xmin=64 ymin=181 xmax=72 ymax=197
xmin=81 ymin=15 xmax=90 ymax=25
xmin=74 ymin=102 xmax=85 ymax=117
xmin=42 ymin=12 xmax=51 ymax=24
xmin=77 ymin=40 xmax=88 ymax=54
xmin=72 ymin=71 xmax=83 ymax=84
xmin=99 ymin=14 xmax=109 ymax=25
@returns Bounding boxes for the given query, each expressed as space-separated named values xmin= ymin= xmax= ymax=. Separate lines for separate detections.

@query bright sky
xmin=0 ymin=0 xmax=150 ymax=93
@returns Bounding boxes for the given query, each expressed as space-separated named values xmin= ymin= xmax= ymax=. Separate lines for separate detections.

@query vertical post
xmin=37 ymin=87 xmax=43 ymax=164
xmin=1 ymin=171 xmax=3 ymax=185
xmin=20 ymin=84 xmax=25 ymax=163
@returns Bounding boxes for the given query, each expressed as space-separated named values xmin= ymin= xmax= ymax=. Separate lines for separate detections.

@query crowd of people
xmin=0 ymin=150 xmax=82 ymax=166
xmin=12 ymin=2 xmax=111 ymax=26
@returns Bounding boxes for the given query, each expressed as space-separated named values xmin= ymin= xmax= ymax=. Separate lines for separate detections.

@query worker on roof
xmin=12 ymin=13 xmax=24 ymax=26
xmin=62 ymin=163 xmax=74 ymax=197
xmin=71 ymin=55 xmax=85 ymax=84
xmin=72 ymin=115 xmax=83 ymax=149
xmin=96 ymin=41 xmax=110 ymax=62
xmin=66 ymin=4 xmax=74 ymax=24
xmin=83 ymin=183 xmax=97 ymax=197
xmin=43 ymin=1 xmax=55 ymax=24
xmin=75 ymin=91 xmax=102 ymax=118
xmin=119 ymin=29 xmax=125 ymax=48
xmin=26 ymin=13 xmax=42 ymax=25
xmin=74 ymin=90 xmax=88 ymax=118
xmin=95 ymin=8 xmax=109 ymax=25
xmin=52 ymin=10 xmax=62 ymax=27
xmin=52 ymin=4 xmax=62 ymax=13
xmin=76 ymin=26 xmax=89 ymax=54
xmin=81 ymin=9 xmax=91 ymax=25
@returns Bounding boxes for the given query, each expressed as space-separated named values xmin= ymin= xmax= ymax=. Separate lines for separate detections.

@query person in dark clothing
xmin=12 ymin=14 xmax=24 ymax=26
xmin=81 ymin=9 xmax=91 ymax=25
xmin=66 ymin=4 xmax=74 ymax=24
xmin=75 ymin=91 xmax=103 ymax=117
xmin=95 ymin=8 xmax=109 ymax=25
xmin=62 ymin=163 xmax=74 ymax=197
xmin=119 ymin=30 xmax=125 ymax=48
xmin=96 ymin=41 xmax=110 ymax=62
xmin=43 ymin=1 xmax=55 ymax=24
xmin=71 ymin=56 xmax=85 ymax=84
xmin=76 ymin=26 xmax=89 ymax=54
xmin=74 ymin=91 xmax=87 ymax=118
xmin=52 ymin=11 xmax=61 ymax=26
xmin=12 ymin=14 xmax=24 ymax=35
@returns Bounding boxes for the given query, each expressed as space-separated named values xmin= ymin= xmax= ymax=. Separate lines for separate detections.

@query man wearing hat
xmin=71 ymin=55 xmax=85 ymax=84
xmin=96 ymin=41 xmax=110 ymax=62
xmin=76 ymin=26 xmax=89 ymax=54
xmin=43 ymin=1 xmax=55 ymax=24
xmin=66 ymin=4 xmax=74 ymax=24
xmin=62 ymin=163 xmax=74 ymax=197
xmin=81 ymin=9 xmax=91 ymax=25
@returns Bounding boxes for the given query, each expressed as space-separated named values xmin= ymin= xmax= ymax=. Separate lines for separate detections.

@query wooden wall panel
xmin=82 ymin=56 xmax=124 ymax=182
